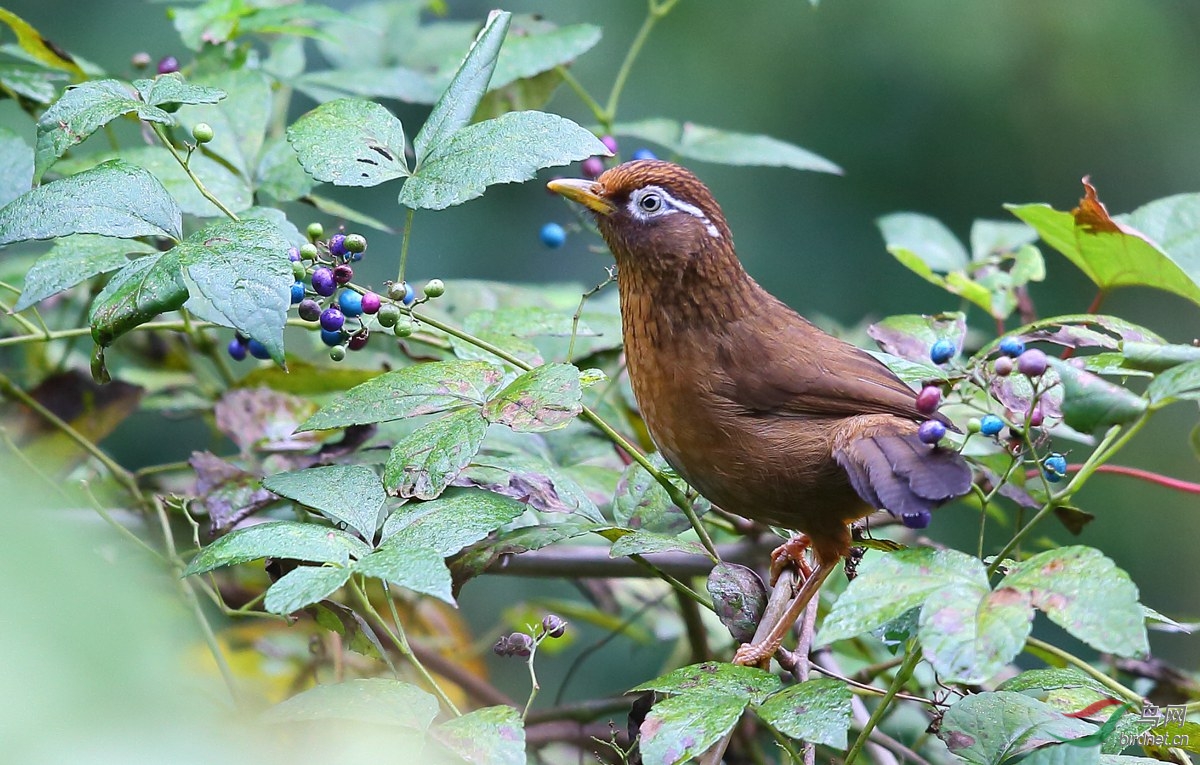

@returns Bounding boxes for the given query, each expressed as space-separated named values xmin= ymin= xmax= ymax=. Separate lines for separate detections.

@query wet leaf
xmin=613 ymin=454 xmax=701 ymax=535
xmin=381 ymin=489 xmax=527 ymax=557
xmin=261 ymin=678 xmax=438 ymax=729
xmin=287 ymin=98 xmax=409 ymax=187
xmin=938 ymin=691 xmax=1095 ymax=765
xmin=609 ymin=530 xmax=707 ymax=558
xmin=384 ymin=408 xmax=489 ymax=499
xmin=1120 ymin=341 xmax=1200 ymax=373
xmin=353 ymin=538 xmax=454 ymax=603
xmin=706 ymin=563 xmax=767 ymax=643
xmin=1146 ymin=360 xmax=1200 ymax=407
xmin=919 ymin=584 xmax=1033 ymax=684
xmin=613 ymin=118 xmax=840 ymax=174
xmin=640 ymin=693 xmax=748 ymax=765
xmin=189 ymin=451 xmax=275 ymax=530
xmin=183 ymin=521 xmax=372 ymax=576
xmin=879 ymin=212 xmax=970 ymax=271
xmin=263 ymin=565 xmax=351 ymax=615
xmin=132 ymin=72 xmax=225 ymax=107
xmin=454 ymin=454 xmax=604 ymax=521
xmin=1048 ymin=359 xmax=1146 ymax=432
xmin=0 ymin=125 xmax=33 ymax=208
xmin=15 ymin=235 xmax=154 ymax=311
xmin=263 ymin=465 xmax=386 ymax=540
xmin=88 ymin=251 xmax=187 ymax=347
xmin=756 ymin=678 xmax=852 ymax=748
xmin=482 ymin=362 xmax=581 ymax=432
xmin=433 ymin=705 xmax=525 ymax=765
xmin=632 ymin=661 xmax=782 ymax=703
xmin=180 ymin=69 xmax=271 ymax=178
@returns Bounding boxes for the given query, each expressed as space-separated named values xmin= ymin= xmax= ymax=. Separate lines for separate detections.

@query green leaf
xmin=412 ymin=10 xmax=510 ymax=164
xmin=0 ymin=125 xmax=32 ymax=208
xmin=88 ymin=251 xmax=187 ymax=347
xmin=817 ymin=547 xmax=987 ymax=645
xmin=175 ymin=218 xmax=294 ymax=363
xmin=182 ymin=520 xmax=372 ymax=576
xmin=879 ymin=212 xmax=970 ymax=272
xmin=1118 ymin=192 xmax=1200 ymax=289
xmin=464 ymin=305 xmax=595 ymax=338
xmin=609 ymin=530 xmax=708 ymax=558
xmin=1146 ymin=360 xmax=1200 ymax=407
xmin=1047 ymin=359 xmax=1147 ymax=432
xmin=87 ymin=145 xmax=253 ymax=218
xmin=1120 ymin=341 xmax=1200 ymax=373
xmin=299 ymin=360 xmax=505 ymax=431
xmin=0 ymin=159 xmax=182 ymax=245
xmin=640 ymin=693 xmax=749 ymax=765
xmin=1022 ymin=745 xmax=1101 ymax=765
xmin=919 ymin=583 xmax=1033 ymax=684
xmin=15 ymin=235 xmax=155 ymax=312
xmin=433 ymin=705 xmax=525 ymax=765
xmin=256 ymin=136 xmax=315 ymax=201
xmin=970 ymin=219 xmax=1040 ymax=261
xmin=181 ymin=69 xmax=271 ymax=178
xmin=456 ymin=454 xmax=605 ymax=522
xmin=262 ymin=465 xmax=386 ymax=540
xmin=400 ymin=110 xmax=606 ymax=210
xmin=34 ymin=79 xmax=175 ymax=181
xmin=490 ymin=22 xmax=600 ymax=90
xmin=707 ymin=563 xmax=767 ymax=643
xmin=132 ymin=72 xmax=225 ymax=107
xmin=263 ymin=565 xmax=351 ymax=615
xmin=998 ymin=668 xmax=1116 ymax=716
xmin=0 ymin=9 xmax=84 ymax=77
xmin=613 ymin=118 xmax=840 ymax=174
xmin=0 ymin=63 xmax=67 ymax=105
xmin=482 ymin=362 xmax=582 ymax=432
xmin=293 ymin=65 xmax=444 ymax=105
xmin=1007 ymin=196 xmax=1200 ymax=308
xmin=612 ymin=454 xmax=698 ymax=535
xmin=1002 ymin=546 xmax=1148 ymax=658
xmin=866 ymin=312 xmax=967 ymax=364
xmin=261 ymin=678 xmax=439 ymax=729
xmin=353 ymin=538 xmax=454 ymax=603
xmin=756 ymin=678 xmax=852 ymax=748
xmin=384 ymin=408 xmax=489 ymax=499
xmin=938 ymin=691 xmax=1096 ymax=765
xmin=287 ymin=98 xmax=409 ymax=188
xmin=382 ymin=489 xmax=526 ymax=558
xmin=631 ymin=661 xmax=783 ymax=703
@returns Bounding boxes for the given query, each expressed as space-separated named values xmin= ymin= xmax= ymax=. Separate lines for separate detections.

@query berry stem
xmin=150 ymin=123 xmax=240 ymax=224
xmin=1022 ymin=463 xmax=1200 ymax=494
xmin=397 ymin=207 xmax=416 ymax=284
xmin=602 ymin=0 xmax=680 ymax=127
xmin=843 ymin=642 xmax=921 ymax=765
xmin=555 ymin=65 xmax=607 ymax=127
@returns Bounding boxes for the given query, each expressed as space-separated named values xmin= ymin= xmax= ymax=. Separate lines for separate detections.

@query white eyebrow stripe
xmin=631 ymin=185 xmax=722 ymax=239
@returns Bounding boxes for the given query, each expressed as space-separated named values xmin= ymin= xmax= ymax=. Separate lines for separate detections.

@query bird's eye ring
xmin=638 ymin=192 xmax=663 ymax=213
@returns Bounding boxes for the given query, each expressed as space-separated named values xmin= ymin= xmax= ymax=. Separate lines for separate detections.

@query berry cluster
xmin=540 ymin=139 xmax=657 ymax=250
xmin=492 ymin=614 xmax=567 ymax=659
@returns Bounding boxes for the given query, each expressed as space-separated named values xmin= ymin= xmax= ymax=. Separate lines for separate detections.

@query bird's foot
xmin=732 ymin=639 xmax=777 ymax=669
xmin=769 ymin=534 xmax=814 ymax=586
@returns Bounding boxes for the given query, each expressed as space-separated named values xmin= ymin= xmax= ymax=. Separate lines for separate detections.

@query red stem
xmin=1024 ymin=463 xmax=1200 ymax=495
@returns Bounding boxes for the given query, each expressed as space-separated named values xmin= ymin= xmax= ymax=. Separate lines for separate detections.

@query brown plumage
xmin=549 ymin=160 xmax=972 ymax=664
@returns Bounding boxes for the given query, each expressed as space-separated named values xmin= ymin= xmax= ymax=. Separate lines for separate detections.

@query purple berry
xmin=915 ymin=385 xmax=942 ymax=416
xmin=994 ymin=356 xmax=1014 ymax=377
xmin=290 ymin=281 xmax=305 ymax=304
xmin=347 ymin=329 xmax=369 ymax=351
xmin=1029 ymin=405 xmax=1044 ymax=427
xmin=600 ymin=135 xmax=619 ymax=154
xmin=320 ymin=307 xmax=345 ymax=332
xmin=333 ymin=264 xmax=353 ymax=285
xmin=507 ymin=632 xmax=533 ymax=658
xmin=157 ymin=56 xmax=180 ymax=75
xmin=297 ymin=298 xmax=321 ymax=322
xmin=287 ymin=247 xmax=301 ymax=262
xmin=227 ymin=338 xmax=247 ymax=361
xmin=541 ymin=614 xmax=567 ymax=639
xmin=246 ymin=338 xmax=271 ymax=360
xmin=1017 ymin=349 xmax=1048 ymax=377
xmin=319 ymin=328 xmax=342 ymax=347
xmin=631 ymin=148 xmax=657 ymax=161
xmin=930 ymin=339 xmax=956 ymax=365
xmin=901 ymin=509 xmax=932 ymax=529
xmin=581 ymin=156 xmax=604 ymax=178
xmin=360 ymin=291 xmax=381 ymax=315
xmin=311 ymin=267 xmax=335 ymax=296
xmin=917 ymin=419 xmax=947 ymax=444
xmin=492 ymin=636 xmax=512 ymax=657
xmin=328 ymin=233 xmax=347 ymax=258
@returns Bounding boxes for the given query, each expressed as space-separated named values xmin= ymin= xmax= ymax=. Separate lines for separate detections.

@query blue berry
xmin=1043 ymin=453 xmax=1067 ymax=483
xmin=287 ymin=247 xmax=301 ymax=262
xmin=998 ymin=337 xmax=1025 ymax=357
xmin=400 ymin=281 xmax=416 ymax=306
xmin=290 ymin=281 xmax=305 ymax=304
xmin=540 ymin=222 xmax=567 ymax=248
xmin=247 ymin=338 xmax=271 ymax=360
xmin=901 ymin=509 xmax=931 ymax=529
xmin=979 ymin=414 xmax=1005 ymax=436
xmin=917 ymin=419 xmax=947 ymax=444
xmin=227 ymin=338 xmax=247 ymax=361
xmin=338 ymin=289 xmax=363 ymax=317
xmin=929 ymin=339 xmax=956 ymax=365
xmin=328 ymin=233 xmax=348 ymax=258
xmin=320 ymin=328 xmax=343 ymax=347
xmin=632 ymin=148 xmax=657 ymax=161
xmin=320 ymin=307 xmax=345 ymax=332
xmin=311 ymin=267 xmax=335 ymax=297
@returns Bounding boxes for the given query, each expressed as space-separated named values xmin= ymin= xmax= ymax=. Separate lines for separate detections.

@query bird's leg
xmin=732 ymin=560 xmax=835 ymax=668
xmin=769 ymin=534 xmax=814 ymax=585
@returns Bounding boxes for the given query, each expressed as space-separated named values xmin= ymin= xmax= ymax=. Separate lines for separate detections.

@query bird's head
xmin=548 ymin=160 xmax=733 ymax=269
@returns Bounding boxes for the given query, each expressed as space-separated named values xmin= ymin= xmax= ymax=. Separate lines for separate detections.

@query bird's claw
xmin=732 ymin=641 xmax=775 ymax=669
xmin=769 ymin=535 xmax=814 ymax=586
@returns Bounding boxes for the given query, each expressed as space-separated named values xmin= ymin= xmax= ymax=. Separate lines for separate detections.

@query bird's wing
xmin=710 ymin=308 xmax=930 ymax=422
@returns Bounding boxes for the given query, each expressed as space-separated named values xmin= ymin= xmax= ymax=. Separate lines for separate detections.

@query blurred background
xmin=2 ymin=0 xmax=1198 ymax=757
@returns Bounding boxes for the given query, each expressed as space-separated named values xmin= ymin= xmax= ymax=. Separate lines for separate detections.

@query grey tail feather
xmin=835 ymin=433 xmax=973 ymax=520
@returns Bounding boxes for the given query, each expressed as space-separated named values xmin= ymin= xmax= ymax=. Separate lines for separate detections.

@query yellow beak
xmin=546 ymin=177 xmax=615 ymax=215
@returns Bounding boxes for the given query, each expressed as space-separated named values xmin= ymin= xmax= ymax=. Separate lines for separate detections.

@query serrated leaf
xmin=353 ymin=538 xmax=454 ymax=603
xmin=256 ymin=135 xmax=315 ymax=201
xmin=818 ymin=547 xmax=987 ymax=645
xmin=299 ymin=360 xmax=505 ymax=431
xmin=34 ymin=79 xmax=174 ymax=182
xmin=756 ymin=678 xmax=852 ymax=748
xmin=707 ymin=563 xmax=767 ymax=643
xmin=264 ymin=565 xmax=351 ymax=615
xmin=400 ymin=110 xmax=606 ymax=210
xmin=640 ymin=693 xmax=748 ymax=765
xmin=879 ymin=212 xmax=970 ymax=272
xmin=88 ymin=251 xmax=187 ymax=347
xmin=482 ymin=361 xmax=582 ymax=432
xmin=183 ymin=520 xmax=371 ymax=576
xmin=384 ymin=408 xmax=489 ymax=499
xmin=609 ymin=530 xmax=707 ymax=558
xmin=15 ymin=235 xmax=155 ymax=311
xmin=1002 ymin=546 xmax=1147 ymax=658
xmin=433 ymin=705 xmax=525 ymax=765
xmin=181 ymin=69 xmax=271 ymax=179
xmin=382 ymin=489 xmax=526 ymax=557
xmin=1146 ymin=360 xmax=1200 ymax=407
xmin=938 ymin=691 xmax=1096 ymax=765
xmin=412 ymin=10 xmax=510 ymax=164
xmin=612 ymin=454 xmax=694 ymax=535
xmin=1048 ymin=359 xmax=1147 ymax=432
xmin=613 ymin=118 xmax=840 ymax=174
xmin=0 ymin=126 xmax=33 ymax=208
xmin=261 ymin=678 xmax=439 ymax=729
xmin=489 ymin=22 xmax=600 ymax=91
xmin=1118 ymin=191 xmax=1200 ymax=291
xmin=919 ymin=584 xmax=1033 ymax=684
xmin=867 ymin=312 xmax=967 ymax=364
xmin=263 ymin=465 xmax=386 ymax=540
xmin=287 ymin=98 xmax=409 ymax=188
xmin=133 ymin=72 xmax=225 ymax=107
xmin=175 ymin=218 xmax=293 ymax=363
xmin=632 ymin=661 xmax=783 ymax=703
xmin=0 ymin=159 xmax=182 ymax=244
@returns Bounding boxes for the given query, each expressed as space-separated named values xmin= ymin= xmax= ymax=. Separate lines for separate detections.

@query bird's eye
xmin=638 ymin=192 xmax=663 ymax=213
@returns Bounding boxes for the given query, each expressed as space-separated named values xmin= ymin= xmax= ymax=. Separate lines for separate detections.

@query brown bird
xmin=548 ymin=160 xmax=972 ymax=665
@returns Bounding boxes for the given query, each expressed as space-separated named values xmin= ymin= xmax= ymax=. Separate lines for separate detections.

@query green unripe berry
xmin=377 ymin=303 xmax=401 ymax=328
xmin=299 ymin=242 xmax=319 ymax=260
xmin=191 ymin=122 xmax=214 ymax=144
xmin=291 ymin=261 xmax=307 ymax=280
xmin=967 ymin=417 xmax=982 ymax=434
xmin=329 ymin=344 xmax=347 ymax=362
xmin=306 ymin=222 xmax=324 ymax=241
xmin=394 ymin=321 xmax=414 ymax=337
xmin=422 ymin=279 xmax=445 ymax=299
xmin=387 ymin=281 xmax=407 ymax=301
xmin=344 ymin=233 xmax=367 ymax=254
